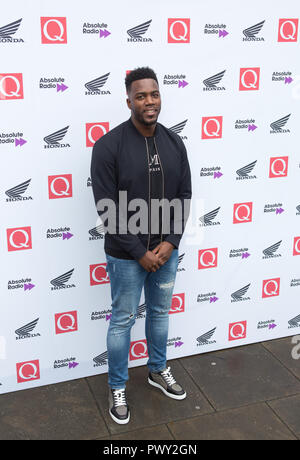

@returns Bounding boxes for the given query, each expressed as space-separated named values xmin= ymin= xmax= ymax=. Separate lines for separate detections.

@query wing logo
xmin=93 ymin=351 xmax=108 ymax=366
xmin=263 ymin=241 xmax=282 ymax=259
xmin=0 ymin=18 xmax=23 ymax=42
xmin=44 ymin=126 xmax=70 ymax=148
xmin=5 ymin=178 xmax=31 ymax=201
xmin=127 ymin=19 xmax=152 ymax=41
xmin=199 ymin=207 xmax=221 ymax=226
xmin=242 ymin=20 xmax=265 ymax=40
xmin=270 ymin=114 xmax=291 ymax=133
xmin=231 ymin=284 xmax=251 ymax=302
xmin=84 ymin=73 xmax=110 ymax=94
xmin=203 ymin=70 xmax=226 ymax=90
xmin=196 ymin=327 xmax=217 ymax=346
xmin=15 ymin=318 xmax=40 ymax=339
xmin=50 ymin=268 xmax=75 ymax=290
xmin=236 ymin=160 xmax=257 ymax=179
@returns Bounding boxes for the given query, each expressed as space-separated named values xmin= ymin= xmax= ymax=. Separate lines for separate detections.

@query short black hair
xmin=125 ymin=67 xmax=158 ymax=93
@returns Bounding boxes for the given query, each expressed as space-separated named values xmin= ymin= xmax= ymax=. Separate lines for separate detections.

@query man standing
xmin=91 ymin=67 xmax=191 ymax=424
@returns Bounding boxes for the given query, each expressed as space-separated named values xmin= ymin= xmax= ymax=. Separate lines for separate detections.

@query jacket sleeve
xmin=164 ymin=140 xmax=192 ymax=249
xmin=91 ymin=139 xmax=147 ymax=260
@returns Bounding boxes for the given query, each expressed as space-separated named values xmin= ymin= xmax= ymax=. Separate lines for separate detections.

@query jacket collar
xmin=127 ymin=117 xmax=161 ymax=138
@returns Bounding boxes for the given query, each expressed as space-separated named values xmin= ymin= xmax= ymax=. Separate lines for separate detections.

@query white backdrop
xmin=1 ymin=0 xmax=300 ymax=393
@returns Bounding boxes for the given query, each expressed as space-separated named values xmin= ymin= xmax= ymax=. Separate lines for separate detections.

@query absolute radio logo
xmin=41 ymin=17 xmax=67 ymax=44
xmin=86 ymin=123 xmax=109 ymax=147
xmin=84 ymin=73 xmax=110 ymax=95
xmin=257 ymin=319 xmax=277 ymax=331
xmin=39 ymin=77 xmax=68 ymax=93
xmin=46 ymin=226 xmax=73 ymax=241
xmin=7 ymin=277 xmax=35 ymax=292
xmin=198 ymin=248 xmax=218 ymax=269
xmin=239 ymin=68 xmax=260 ymax=91
xmin=233 ymin=202 xmax=253 ymax=224
xmin=54 ymin=357 xmax=79 ymax=370
xmin=197 ymin=291 xmax=219 ymax=304
xmin=262 ymin=278 xmax=280 ymax=298
xmin=91 ymin=308 xmax=112 ymax=322
xmin=167 ymin=337 xmax=184 ymax=349
xmin=16 ymin=360 xmax=40 ymax=383
xmin=168 ymin=19 xmax=190 ymax=43
xmin=0 ymin=18 xmax=23 ymax=43
xmin=129 ymin=340 xmax=148 ymax=361
xmin=200 ymin=165 xmax=223 ymax=179
xmin=55 ymin=311 xmax=78 ymax=334
xmin=203 ymin=70 xmax=226 ymax=91
xmin=278 ymin=19 xmax=298 ymax=42
xmin=90 ymin=263 xmax=110 ymax=286
xmin=204 ymin=23 xmax=228 ymax=38
xmin=272 ymin=71 xmax=293 ymax=85
xmin=201 ymin=117 xmax=223 ymax=139
xmin=269 ymin=157 xmax=288 ymax=178
xmin=264 ymin=202 xmax=284 ymax=215
xmin=5 ymin=179 xmax=32 ymax=202
xmin=0 ymin=73 xmax=23 ymax=100
xmin=44 ymin=126 xmax=70 ymax=148
xmin=82 ymin=21 xmax=111 ymax=38
xmin=163 ymin=74 xmax=188 ymax=88
xmin=127 ymin=19 xmax=152 ymax=42
xmin=48 ymin=174 xmax=72 ymax=199
xmin=0 ymin=131 xmax=27 ymax=147
xmin=236 ymin=160 xmax=257 ymax=180
xmin=229 ymin=247 xmax=251 ymax=260
xmin=7 ymin=227 xmax=32 ymax=252
xmin=242 ymin=20 xmax=265 ymax=41
xmin=235 ymin=118 xmax=257 ymax=132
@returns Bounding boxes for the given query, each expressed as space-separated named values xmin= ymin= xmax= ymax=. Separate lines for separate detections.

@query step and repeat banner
xmin=1 ymin=0 xmax=300 ymax=394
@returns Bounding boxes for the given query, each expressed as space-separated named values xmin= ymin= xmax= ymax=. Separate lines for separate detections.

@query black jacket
xmin=91 ymin=118 xmax=192 ymax=260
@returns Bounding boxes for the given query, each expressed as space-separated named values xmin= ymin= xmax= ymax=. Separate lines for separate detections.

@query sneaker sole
xmin=109 ymin=409 xmax=130 ymax=425
xmin=148 ymin=377 xmax=187 ymax=400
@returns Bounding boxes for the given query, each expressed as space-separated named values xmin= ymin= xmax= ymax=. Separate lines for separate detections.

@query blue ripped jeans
xmin=105 ymin=250 xmax=178 ymax=389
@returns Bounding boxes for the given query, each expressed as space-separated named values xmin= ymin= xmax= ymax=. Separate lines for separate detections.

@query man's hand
xmin=138 ymin=251 xmax=160 ymax=272
xmin=152 ymin=241 xmax=174 ymax=266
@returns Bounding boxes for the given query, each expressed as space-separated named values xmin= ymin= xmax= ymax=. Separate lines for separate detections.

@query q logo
xmin=201 ymin=116 xmax=223 ymax=139
xmin=55 ymin=311 xmax=78 ymax=334
xmin=278 ymin=19 xmax=298 ymax=42
xmin=239 ymin=68 xmax=260 ymax=91
xmin=233 ymin=202 xmax=253 ymax=224
xmin=0 ymin=73 xmax=23 ymax=100
xmin=293 ymin=237 xmax=300 ymax=256
xmin=129 ymin=339 xmax=148 ymax=361
xmin=7 ymin=226 xmax=32 ymax=252
xmin=86 ymin=122 xmax=109 ymax=147
xmin=41 ymin=17 xmax=67 ymax=44
xmin=169 ymin=293 xmax=185 ymax=314
xmin=16 ymin=360 xmax=40 ymax=383
xmin=198 ymin=248 xmax=218 ymax=269
xmin=269 ymin=157 xmax=288 ymax=178
xmin=48 ymin=174 xmax=72 ymax=199
xmin=168 ymin=18 xmax=190 ymax=43
xmin=89 ymin=263 xmax=110 ymax=286
xmin=228 ymin=321 xmax=247 ymax=341
xmin=262 ymin=278 xmax=280 ymax=298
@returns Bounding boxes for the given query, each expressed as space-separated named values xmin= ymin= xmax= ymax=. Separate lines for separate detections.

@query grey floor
xmin=0 ymin=337 xmax=300 ymax=440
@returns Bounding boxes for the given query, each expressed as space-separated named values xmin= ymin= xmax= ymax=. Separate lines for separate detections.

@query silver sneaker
xmin=148 ymin=366 xmax=187 ymax=400
xmin=109 ymin=388 xmax=130 ymax=424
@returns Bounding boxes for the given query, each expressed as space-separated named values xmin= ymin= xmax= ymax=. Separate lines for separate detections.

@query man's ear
xmin=126 ymin=97 xmax=131 ymax=110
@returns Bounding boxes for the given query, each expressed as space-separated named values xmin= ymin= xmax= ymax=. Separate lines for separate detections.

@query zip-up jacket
xmin=91 ymin=118 xmax=192 ymax=260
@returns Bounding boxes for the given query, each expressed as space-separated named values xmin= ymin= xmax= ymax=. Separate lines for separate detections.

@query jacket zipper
xmin=144 ymin=138 xmax=151 ymax=250
xmin=153 ymin=137 xmax=165 ymax=244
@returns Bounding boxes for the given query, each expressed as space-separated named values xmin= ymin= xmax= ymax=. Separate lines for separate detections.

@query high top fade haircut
xmin=125 ymin=67 xmax=158 ymax=94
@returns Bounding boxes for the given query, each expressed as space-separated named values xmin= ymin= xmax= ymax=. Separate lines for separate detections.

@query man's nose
xmin=145 ymin=95 xmax=155 ymax=105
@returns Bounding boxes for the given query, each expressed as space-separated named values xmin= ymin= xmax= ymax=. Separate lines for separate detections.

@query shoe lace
xmin=161 ymin=367 xmax=176 ymax=386
xmin=112 ymin=389 xmax=127 ymax=407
